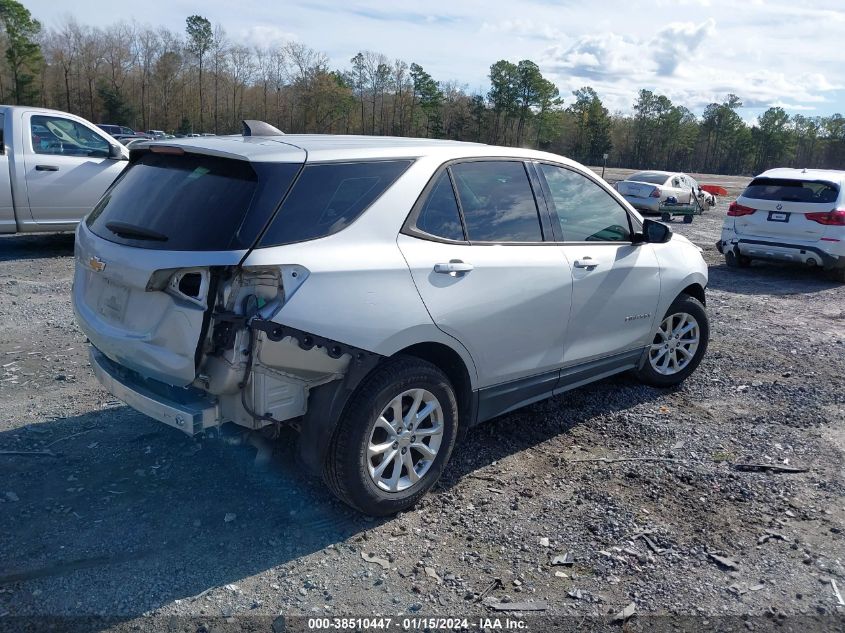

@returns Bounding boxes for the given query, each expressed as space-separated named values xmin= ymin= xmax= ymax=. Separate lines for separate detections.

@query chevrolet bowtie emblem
xmin=88 ymin=256 xmax=107 ymax=272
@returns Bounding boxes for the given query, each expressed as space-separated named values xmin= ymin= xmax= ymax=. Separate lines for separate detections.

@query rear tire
xmin=661 ymin=213 xmax=671 ymax=222
xmin=323 ymin=356 xmax=458 ymax=516
xmin=829 ymin=267 xmax=845 ymax=283
xmin=635 ymin=295 xmax=709 ymax=388
xmin=725 ymin=250 xmax=751 ymax=268
xmin=683 ymin=214 xmax=693 ymax=224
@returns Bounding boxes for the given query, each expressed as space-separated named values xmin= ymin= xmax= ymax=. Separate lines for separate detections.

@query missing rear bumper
xmin=90 ymin=347 xmax=220 ymax=435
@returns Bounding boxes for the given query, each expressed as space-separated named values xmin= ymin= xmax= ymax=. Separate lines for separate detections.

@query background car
xmin=717 ymin=168 xmax=845 ymax=281
xmin=98 ymin=124 xmax=150 ymax=139
xmin=112 ymin=134 xmax=151 ymax=146
xmin=616 ymin=170 xmax=715 ymax=213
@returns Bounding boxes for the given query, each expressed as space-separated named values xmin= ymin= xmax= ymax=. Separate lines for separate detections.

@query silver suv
xmin=73 ymin=125 xmax=709 ymax=515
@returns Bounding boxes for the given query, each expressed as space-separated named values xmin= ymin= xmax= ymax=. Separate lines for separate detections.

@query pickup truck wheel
xmin=829 ymin=267 xmax=845 ymax=283
xmin=725 ymin=250 xmax=751 ymax=268
xmin=323 ymin=357 xmax=458 ymax=516
xmin=635 ymin=295 xmax=709 ymax=388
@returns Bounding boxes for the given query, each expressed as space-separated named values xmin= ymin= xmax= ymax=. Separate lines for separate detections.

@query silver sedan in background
xmin=616 ymin=170 xmax=716 ymax=213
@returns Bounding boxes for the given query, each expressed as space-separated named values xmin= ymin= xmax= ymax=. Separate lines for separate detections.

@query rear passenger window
xmin=259 ymin=160 xmax=411 ymax=246
xmin=415 ymin=172 xmax=465 ymax=241
xmin=539 ymin=164 xmax=632 ymax=242
xmin=451 ymin=161 xmax=542 ymax=242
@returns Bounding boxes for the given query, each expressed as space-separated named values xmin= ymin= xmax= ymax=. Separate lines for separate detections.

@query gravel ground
xmin=0 ymin=169 xmax=844 ymax=632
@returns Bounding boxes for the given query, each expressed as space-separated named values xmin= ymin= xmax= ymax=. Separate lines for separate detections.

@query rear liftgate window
xmin=258 ymin=160 xmax=412 ymax=247
xmin=86 ymin=152 xmax=300 ymax=251
xmin=742 ymin=178 xmax=839 ymax=203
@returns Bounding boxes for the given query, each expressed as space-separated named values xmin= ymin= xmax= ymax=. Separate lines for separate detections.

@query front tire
xmin=635 ymin=295 xmax=709 ymax=388
xmin=323 ymin=356 xmax=458 ymax=516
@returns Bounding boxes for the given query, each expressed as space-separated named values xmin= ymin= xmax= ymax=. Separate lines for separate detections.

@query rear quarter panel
xmin=0 ymin=152 xmax=14 ymax=233
xmin=241 ymin=157 xmax=480 ymax=387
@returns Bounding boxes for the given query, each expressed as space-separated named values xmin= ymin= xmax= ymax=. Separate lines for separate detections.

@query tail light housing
xmin=649 ymin=188 xmax=661 ymax=198
xmin=806 ymin=209 xmax=845 ymax=225
xmin=727 ymin=202 xmax=756 ymax=217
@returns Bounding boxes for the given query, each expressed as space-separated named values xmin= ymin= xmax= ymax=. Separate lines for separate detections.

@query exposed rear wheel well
xmin=395 ymin=343 xmax=473 ymax=429
xmin=680 ymin=283 xmax=706 ymax=306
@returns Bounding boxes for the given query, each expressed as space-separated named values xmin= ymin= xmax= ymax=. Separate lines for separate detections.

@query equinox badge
xmin=88 ymin=256 xmax=107 ymax=272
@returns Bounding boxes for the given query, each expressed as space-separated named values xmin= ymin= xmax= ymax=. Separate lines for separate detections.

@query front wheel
xmin=635 ymin=295 xmax=709 ymax=387
xmin=323 ymin=357 xmax=458 ymax=516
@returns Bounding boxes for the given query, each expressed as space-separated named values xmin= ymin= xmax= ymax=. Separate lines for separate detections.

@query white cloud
xmin=543 ymin=33 xmax=642 ymax=79
xmin=237 ymin=25 xmax=298 ymax=49
xmin=22 ymin=0 xmax=845 ymax=116
xmin=651 ymin=19 xmax=715 ymax=76
xmin=480 ymin=18 xmax=562 ymax=41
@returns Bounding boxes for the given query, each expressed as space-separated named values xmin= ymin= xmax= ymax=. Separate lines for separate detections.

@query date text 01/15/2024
xmin=306 ymin=617 xmax=528 ymax=630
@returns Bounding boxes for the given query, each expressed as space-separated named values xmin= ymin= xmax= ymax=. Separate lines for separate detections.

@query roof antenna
xmin=242 ymin=120 xmax=285 ymax=137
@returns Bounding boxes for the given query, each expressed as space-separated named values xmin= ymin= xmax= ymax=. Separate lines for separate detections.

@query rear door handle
xmin=434 ymin=260 xmax=473 ymax=275
xmin=573 ymin=257 xmax=598 ymax=269
xmin=35 ymin=165 xmax=59 ymax=171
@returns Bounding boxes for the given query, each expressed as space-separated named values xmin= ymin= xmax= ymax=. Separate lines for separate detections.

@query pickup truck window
xmin=31 ymin=115 xmax=109 ymax=158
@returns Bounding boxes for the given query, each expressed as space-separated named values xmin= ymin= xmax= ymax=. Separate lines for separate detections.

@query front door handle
xmin=573 ymin=257 xmax=598 ymax=269
xmin=35 ymin=165 xmax=59 ymax=171
xmin=434 ymin=260 xmax=473 ymax=276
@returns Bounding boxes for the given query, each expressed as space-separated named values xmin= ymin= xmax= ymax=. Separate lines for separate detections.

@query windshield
xmin=86 ymin=151 xmax=300 ymax=251
xmin=742 ymin=178 xmax=839 ymax=203
xmin=626 ymin=172 xmax=670 ymax=185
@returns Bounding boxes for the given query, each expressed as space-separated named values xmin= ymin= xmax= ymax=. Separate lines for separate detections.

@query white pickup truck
xmin=0 ymin=105 xmax=129 ymax=234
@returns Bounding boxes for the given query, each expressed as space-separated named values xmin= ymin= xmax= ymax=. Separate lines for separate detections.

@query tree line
xmin=0 ymin=0 xmax=843 ymax=176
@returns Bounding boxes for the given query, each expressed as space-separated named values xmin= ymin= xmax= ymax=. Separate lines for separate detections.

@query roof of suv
xmin=757 ymin=167 xmax=845 ymax=184
xmin=131 ymin=134 xmax=575 ymax=165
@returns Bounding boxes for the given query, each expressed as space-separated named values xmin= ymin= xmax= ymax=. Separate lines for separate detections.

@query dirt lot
xmin=1 ymin=169 xmax=844 ymax=631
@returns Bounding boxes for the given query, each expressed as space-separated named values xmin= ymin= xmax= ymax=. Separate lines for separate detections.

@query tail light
xmin=806 ymin=209 xmax=845 ymax=225
xmin=649 ymin=188 xmax=661 ymax=198
xmin=727 ymin=202 xmax=756 ymax=217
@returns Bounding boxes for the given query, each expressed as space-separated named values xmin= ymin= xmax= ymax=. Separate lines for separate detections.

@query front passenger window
xmin=31 ymin=115 xmax=110 ymax=158
xmin=539 ymin=164 xmax=632 ymax=242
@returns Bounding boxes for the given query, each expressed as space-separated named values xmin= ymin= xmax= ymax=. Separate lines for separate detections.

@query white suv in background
xmin=718 ymin=168 xmax=845 ymax=281
xmin=73 ymin=126 xmax=710 ymax=515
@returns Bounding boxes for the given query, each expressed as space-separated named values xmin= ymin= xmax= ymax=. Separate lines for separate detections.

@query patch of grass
xmin=712 ymin=451 xmax=735 ymax=463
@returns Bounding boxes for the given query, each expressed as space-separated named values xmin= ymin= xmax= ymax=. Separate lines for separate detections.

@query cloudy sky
xmin=25 ymin=0 xmax=845 ymax=121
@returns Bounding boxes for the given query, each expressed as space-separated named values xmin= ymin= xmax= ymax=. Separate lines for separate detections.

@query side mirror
xmin=108 ymin=143 xmax=127 ymax=160
xmin=638 ymin=218 xmax=672 ymax=244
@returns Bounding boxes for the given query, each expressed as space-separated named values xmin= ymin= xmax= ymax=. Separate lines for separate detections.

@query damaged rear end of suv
xmin=73 ymin=131 xmax=431 ymax=513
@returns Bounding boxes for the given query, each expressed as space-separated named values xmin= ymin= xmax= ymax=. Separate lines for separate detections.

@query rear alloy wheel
xmin=367 ymin=388 xmax=444 ymax=493
xmin=323 ymin=357 xmax=458 ymax=516
xmin=635 ymin=295 xmax=709 ymax=387
xmin=725 ymin=250 xmax=751 ymax=268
